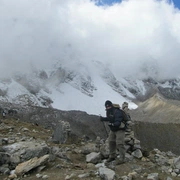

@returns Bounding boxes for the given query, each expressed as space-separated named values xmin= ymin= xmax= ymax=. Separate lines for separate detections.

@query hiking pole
xmin=99 ymin=114 xmax=108 ymax=138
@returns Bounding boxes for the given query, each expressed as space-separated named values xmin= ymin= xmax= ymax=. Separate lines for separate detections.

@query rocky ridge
xmin=1 ymin=113 xmax=180 ymax=180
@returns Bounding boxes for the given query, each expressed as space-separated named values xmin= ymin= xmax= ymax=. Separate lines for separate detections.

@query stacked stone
xmin=52 ymin=120 xmax=71 ymax=144
xmin=121 ymin=102 xmax=142 ymax=158
xmin=125 ymin=119 xmax=143 ymax=159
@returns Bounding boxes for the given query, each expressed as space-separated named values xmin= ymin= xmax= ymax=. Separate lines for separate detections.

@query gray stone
xmin=2 ymin=141 xmax=50 ymax=162
xmin=0 ymin=166 xmax=10 ymax=175
xmin=86 ymin=152 xmax=102 ymax=164
xmin=99 ymin=167 xmax=115 ymax=180
xmin=0 ymin=152 xmax=10 ymax=165
xmin=173 ymin=156 xmax=180 ymax=169
xmin=132 ymin=149 xmax=143 ymax=159
xmin=52 ymin=121 xmax=71 ymax=144
xmin=147 ymin=173 xmax=159 ymax=180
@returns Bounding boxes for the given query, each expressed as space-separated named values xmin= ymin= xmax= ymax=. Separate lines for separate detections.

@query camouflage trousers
xmin=108 ymin=130 xmax=125 ymax=160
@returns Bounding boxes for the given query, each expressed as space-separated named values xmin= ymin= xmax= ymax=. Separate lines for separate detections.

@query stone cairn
xmin=52 ymin=120 xmax=71 ymax=144
xmin=124 ymin=119 xmax=143 ymax=159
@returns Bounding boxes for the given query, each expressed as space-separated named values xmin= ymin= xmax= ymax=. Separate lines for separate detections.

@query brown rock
xmin=15 ymin=154 xmax=49 ymax=175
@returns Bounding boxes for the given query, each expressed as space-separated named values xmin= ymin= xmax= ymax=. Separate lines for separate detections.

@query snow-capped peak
xmin=1 ymin=61 xmax=179 ymax=115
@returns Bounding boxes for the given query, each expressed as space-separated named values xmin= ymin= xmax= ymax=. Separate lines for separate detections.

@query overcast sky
xmin=1 ymin=0 xmax=180 ymax=80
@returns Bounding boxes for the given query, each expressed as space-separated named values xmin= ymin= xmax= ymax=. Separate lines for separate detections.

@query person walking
xmin=100 ymin=100 xmax=126 ymax=165
xmin=122 ymin=102 xmax=131 ymax=120
xmin=122 ymin=102 xmax=132 ymax=131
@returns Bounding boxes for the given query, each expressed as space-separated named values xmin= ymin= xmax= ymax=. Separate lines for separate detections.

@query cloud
xmin=1 ymin=0 xmax=180 ymax=79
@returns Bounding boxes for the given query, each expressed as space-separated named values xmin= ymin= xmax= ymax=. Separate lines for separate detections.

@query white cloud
xmin=1 ymin=0 xmax=180 ymax=79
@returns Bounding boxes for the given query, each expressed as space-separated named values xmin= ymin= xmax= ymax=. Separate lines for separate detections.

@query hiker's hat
xmin=122 ymin=102 xmax=128 ymax=109
xmin=105 ymin=100 xmax=113 ymax=109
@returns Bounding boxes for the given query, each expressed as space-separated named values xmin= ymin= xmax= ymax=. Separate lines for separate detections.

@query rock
xmin=0 ymin=166 xmax=10 ymax=175
xmin=99 ymin=167 xmax=115 ymax=180
xmin=2 ymin=141 xmax=50 ymax=163
xmin=0 ymin=152 xmax=10 ymax=165
xmin=81 ymin=142 xmax=99 ymax=154
xmin=42 ymin=174 xmax=49 ymax=179
xmin=65 ymin=173 xmax=76 ymax=180
xmin=132 ymin=149 xmax=143 ymax=159
xmin=36 ymin=173 xmax=43 ymax=178
xmin=15 ymin=154 xmax=49 ymax=175
xmin=147 ymin=173 xmax=159 ymax=180
xmin=8 ymin=173 xmax=17 ymax=179
xmin=52 ymin=121 xmax=71 ymax=144
xmin=128 ymin=171 xmax=138 ymax=179
xmin=86 ymin=152 xmax=102 ymax=164
xmin=173 ymin=156 xmax=180 ymax=169
xmin=78 ymin=173 xmax=90 ymax=178
xmin=99 ymin=139 xmax=109 ymax=158
xmin=2 ymin=138 xmax=9 ymax=145
xmin=10 ymin=154 xmax=21 ymax=168
xmin=166 ymin=177 xmax=173 ymax=180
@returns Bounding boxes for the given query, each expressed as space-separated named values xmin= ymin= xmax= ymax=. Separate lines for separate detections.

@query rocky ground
xmin=1 ymin=114 xmax=180 ymax=180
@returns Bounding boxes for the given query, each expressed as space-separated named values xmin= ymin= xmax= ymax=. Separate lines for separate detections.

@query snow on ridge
xmin=0 ymin=62 xmax=149 ymax=115
xmin=49 ymin=74 xmax=138 ymax=115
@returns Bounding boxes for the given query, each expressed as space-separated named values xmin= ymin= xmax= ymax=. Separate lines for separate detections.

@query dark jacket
xmin=101 ymin=107 xmax=124 ymax=131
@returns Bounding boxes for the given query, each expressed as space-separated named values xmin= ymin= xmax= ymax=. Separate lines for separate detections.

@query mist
xmin=1 ymin=0 xmax=180 ymax=80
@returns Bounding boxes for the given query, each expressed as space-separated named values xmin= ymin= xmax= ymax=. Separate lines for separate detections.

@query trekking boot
xmin=106 ymin=157 xmax=116 ymax=163
xmin=105 ymin=155 xmax=116 ymax=166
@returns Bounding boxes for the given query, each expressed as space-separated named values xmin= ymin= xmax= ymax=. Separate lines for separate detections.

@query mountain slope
xmin=131 ymin=93 xmax=180 ymax=123
xmin=1 ymin=61 xmax=180 ymax=116
xmin=0 ymin=61 xmax=138 ymax=115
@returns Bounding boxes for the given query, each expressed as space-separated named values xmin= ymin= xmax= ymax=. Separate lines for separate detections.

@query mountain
xmin=0 ymin=60 xmax=180 ymax=116
xmin=131 ymin=93 xmax=180 ymax=123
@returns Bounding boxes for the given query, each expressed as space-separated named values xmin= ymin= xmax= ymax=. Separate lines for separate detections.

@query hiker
xmin=100 ymin=100 xmax=126 ymax=165
xmin=122 ymin=102 xmax=131 ymax=120
xmin=122 ymin=102 xmax=132 ymax=131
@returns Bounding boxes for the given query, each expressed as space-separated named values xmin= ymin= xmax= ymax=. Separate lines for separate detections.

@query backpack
xmin=113 ymin=104 xmax=129 ymax=129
